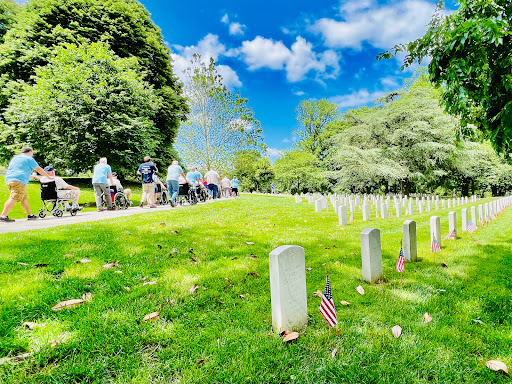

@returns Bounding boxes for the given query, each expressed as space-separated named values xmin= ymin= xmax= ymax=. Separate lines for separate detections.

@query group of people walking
xmin=0 ymin=148 xmax=240 ymax=222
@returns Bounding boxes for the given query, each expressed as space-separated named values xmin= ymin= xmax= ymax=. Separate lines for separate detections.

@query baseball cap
xmin=44 ymin=165 xmax=55 ymax=172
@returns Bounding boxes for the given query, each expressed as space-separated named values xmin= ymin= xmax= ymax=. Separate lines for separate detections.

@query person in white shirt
xmin=108 ymin=173 xmax=132 ymax=201
xmin=38 ymin=165 xmax=82 ymax=210
xmin=220 ymin=176 xmax=232 ymax=197
xmin=204 ymin=168 xmax=221 ymax=199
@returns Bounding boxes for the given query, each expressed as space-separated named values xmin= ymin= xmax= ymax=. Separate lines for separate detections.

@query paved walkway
xmin=0 ymin=202 xmax=209 ymax=234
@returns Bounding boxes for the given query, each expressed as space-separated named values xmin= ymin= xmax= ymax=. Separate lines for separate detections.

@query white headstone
xmin=430 ymin=216 xmax=442 ymax=248
xmin=314 ymin=199 xmax=323 ymax=213
xmin=269 ymin=245 xmax=308 ymax=333
xmin=471 ymin=205 xmax=478 ymax=226
xmin=360 ymin=228 xmax=382 ymax=283
xmin=461 ymin=208 xmax=468 ymax=232
xmin=403 ymin=220 xmax=417 ymax=262
xmin=338 ymin=205 xmax=348 ymax=226
xmin=395 ymin=205 xmax=401 ymax=217
xmin=448 ymin=211 xmax=457 ymax=237
xmin=380 ymin=203 xmax=387 ymax=219
xmin=362 ymin=203 xmax=371 ymax=221
xmin=478 ymin=204 xmax=484 ymax=225
xmin=408 ymin=199 xmax=413 ymax=215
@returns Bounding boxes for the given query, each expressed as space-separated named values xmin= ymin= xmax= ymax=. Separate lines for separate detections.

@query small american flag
xmin=396 ymin=245 xmax=404 ymax=273
xmin=389 ymin=211 xmax=393 ymax=218
xmin=405 ymin=208 xmax=409 ymax=215
xmin=431 ymin=236 xmax=441 ymax=253
xmin=319 ymin=275 xmax=337 ymax=328
xmin=480 ymin=219 xmax=485 ymax=227
xmin=486 ymin=216 xmax=490 ymax=223
xmin=491 ymin=214 xmax=496 ymax=220
xmin=444 ymin=230 xmax=456 ymax=240
xmin=349 ymin=212 xmax=354 ymax=222
xmin=467 ymin=221 xmax=477 ymax=233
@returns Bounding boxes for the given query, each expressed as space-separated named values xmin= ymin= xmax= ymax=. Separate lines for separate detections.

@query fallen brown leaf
xmin=51 ymin=299 xmax=84 ymax=311
xmin=77 ymin=258 xmax=91 ymax=264
xmin=440 ymin=263 xmax=448 ymax=268
xmin=424 ymin=312 xmax=432 ymax=323
xmin=231 ymin=257 xmax=238 ymax=260
xmin=143 ymin=311 xmax=159 ymax=322
xmin=190 ymin=257 xmax=199 ymax=263
xmin=313 ymin=290 xmax=323 ymax=298
xmin=17 ymin=262 xmax=29 ymax=266
xmin=22 ymin=322 xmax=38 ymax=330
xmin=331 ymin=348 xmax=338 ymax=358
xmin=486 ymin=360 xmax=509 ymax=375
xmin=82 ymin=292 xmax=92 ymax=302
xmin=214 ymin=221 xmax=222 ymax=225
xmin=142 ymin=281 xmax=157 ymax=286
xmin=102 ymin=261 xmax=119 ymax=269
xmin=33 ymin=263 xmax=48 ymax=268
xmin=189 ymin=249 xmax=195 ymax=255
xmin=335 ymin=330 xmax=342 ymax=336
xmin=392 ymin=325 xmax=402 ymax=338
xmin=246 ymin=242 xmax=255 ymax=245
xmin=250 ymin=254 xmax=258 ymax=259
xmin=356 ymin=285 xmax=365 ymax=295
xmin=196 ymin=359 xmax=205 ymax=366
xmin=50 ymin=338 xmax=62 ymax=348
xmin=160 ymin=222 xmax=166 ymax=226
xmin=123 ymin=287 xmax=131 ymax=291
xmin=171 ymin=230 xmax=179 ymax=234
xmin=305 ymin=267 xmax=312 ymax=271
xmin=248 ymin=272 xmax=260 ymax=278
xmin=283 ymin=332 xmax=300 ymax=343
xmin=190 ymin=284 xmax=199 ymax=293
xmin=340 ymin=300 xmax=350 ymax=306
xmin=63 ymin=254 xmax=73 ymax=258
xmin=0 ymin=352 xmax=32 ymax=364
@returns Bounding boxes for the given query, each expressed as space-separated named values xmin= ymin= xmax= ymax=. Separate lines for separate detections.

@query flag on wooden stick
xmin=319 ymin=275 xmax=337 ymax=328
xmin=396 ymin=245 xmax=404 ymax=273
xmin=431 ymin=236 xmax=441 ymax=253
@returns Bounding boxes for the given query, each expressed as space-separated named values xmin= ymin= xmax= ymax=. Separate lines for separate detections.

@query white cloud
xmin=311 ymin=0 xmax=436 ymax=50
xmin=329 ymin=89 xmax=387 ymax=108
xmin=380 ymin=76 xmax=400 ymax=88
xmin=293 ymin=90 xmax=305 ymax=96
xmin=266 ymin=148 xmax=284 ymax=158
xmin=229 ymin=22 xmax=246 ymax=36
xmin=221 ymin=13 xmax=229 ymax=24
xmin=282 ymin=138 xmax=290 ymax=143
xmin=171 ymin=34 xmax=242 ymax=90
xmin=239 ymin=36 xmax=340 ymax=82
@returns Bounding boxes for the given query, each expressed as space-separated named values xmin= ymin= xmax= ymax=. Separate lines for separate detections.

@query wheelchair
xmin=102 ymin=186 xmax=130 ymax=210
xmin=38 ymin=182 xmax=79 ymax=218
xmin=155 ymin=183 xmax=170 ymax=205
xmin=176 ymin=183 xmax=198 ymax=205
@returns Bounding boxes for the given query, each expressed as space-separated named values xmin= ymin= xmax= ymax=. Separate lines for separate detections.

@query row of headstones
xmin=271 ymin=195 xmax=512 ymax=332
xmin=297 ymin=193 xmax=483 ymax=224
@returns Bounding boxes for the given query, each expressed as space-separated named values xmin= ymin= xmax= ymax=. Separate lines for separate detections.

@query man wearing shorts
xmin=38 ymin=166 xmax=82 ymax=211
xmin=231 ymin=176 xmax=240 ymax=196
xmin=0 ymin=147 xmax=52 ymax=222
xmin=137 ymin=156 xmax=158 ymax=208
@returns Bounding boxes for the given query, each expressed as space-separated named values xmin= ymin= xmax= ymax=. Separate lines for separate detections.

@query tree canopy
xmin=0 ymin=0 xmax=187 ymax=169
xmin=378 ymin=0 xmax=512 ymax=157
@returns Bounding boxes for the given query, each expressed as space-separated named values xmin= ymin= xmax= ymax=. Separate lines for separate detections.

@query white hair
xmin=99 ymin=158 xmax=107 ymax=164
xmin=172 ymin=160 xmax=179 ymax=165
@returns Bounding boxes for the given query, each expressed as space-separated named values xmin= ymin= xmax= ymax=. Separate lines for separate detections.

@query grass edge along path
xmin=0 ymin=195 xmax=510 ymax=383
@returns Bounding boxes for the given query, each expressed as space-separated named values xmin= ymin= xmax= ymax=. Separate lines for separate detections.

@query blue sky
xmin=139 ymin=0 xmax=457 ymax=157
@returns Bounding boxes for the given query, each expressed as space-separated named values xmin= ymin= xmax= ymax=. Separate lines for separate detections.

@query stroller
xmin=38 ymin=181 xmax=80 ymax=218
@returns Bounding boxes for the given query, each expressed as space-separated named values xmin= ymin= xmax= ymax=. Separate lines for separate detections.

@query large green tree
xmin=273 ymin=150 xmax=327 ymax=194
xmin=5 ymin=42 xmax=158 ymax=174
xmin=0 ymin=0 xmax=19 ymax=43
xmin=233 ymin=150 xmax=274 ymax=192
xmin=379 ymin=0 xmax=512 ymax=157
xmin=176 ymin=55 xmax=264 ymax=173
xmin=0 ymin=0 xmax=187 ymax=165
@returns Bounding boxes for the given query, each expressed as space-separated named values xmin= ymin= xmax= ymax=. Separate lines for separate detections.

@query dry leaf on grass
xmin=305 ymin=267 xmax=312 ymax=271
xmin=248 ymin=272 xmax=260 ymax=278
xmin=50 ymin=339 xmax=63 ymax=349
xmin=171 ymin=230 xmax=179 ymax=234
xmin=170 ymin=248 xmax=178 ymax=255
xmin=77 ymin=258 xmax=91 ymax=264
xmin=196 ymin=359 xmax=205 ymax=366
xmin=82 ymin=293 xmax=92 ymax=302
xmin=33 ymin=263 xmax=48 ymax=268
xmin=190 ymin=257 xmax=199 ymax=263
xmin=102 ymin=261 xmax=118 ymax=269
xmin=0 ymin=352 xmax=32 ymax=364
xmin=22 ymin=322 xmax=38 ymax=330
xmin=63 ymin=254 xmax=73 ymax=258
xmin=143 ymin=312 xmax=159 ymax=322
xmin=214 ymin=221 xmax=222 ymax=225
xmin=188 ymin=249 xmax=195 ymax=255
xmin=486 ymin=360 xmax=509 ymax=375
xmin=424 ymin=312 xmax=432 ymax=323
xmin=51 ymin=299 xmax=84 ymax=311
xmin=246 ymin=242 xmax=255 ymax=245
xmin=283 ymin=332 xmax=300 ymax=343
xmin=331 ymin=348 xmax=338 ymax=358
xmin=123 ymin=287 xmax=131 ymax=291
xmin=313 ymin=290 xmax=323 ymax=298
xmin=440 ymin=263 xmax=448 ymax=268
xmin=335 ymin=330 xmax=342 ymax=336
xmin=392 ymin=325 xmax=402 ymax=338
xmin=340 ymin=300 xmax=350 ymax=306
xmin=190 ymin=284 xmax=199 ymax=293
xmin=114 ymin=270 xmax=123 ymax=274
xmin=250 ymin=254 xmax=258 ymax=259
xmin=160 ymin=222 xmax=166 ymax=226
xmin=142 ymin=281 xmax=157 ymax=286
xmin=17 ymin=262 xmax=29 ymax=266
xmin=356 ymin=286 xmax=365 ymax=295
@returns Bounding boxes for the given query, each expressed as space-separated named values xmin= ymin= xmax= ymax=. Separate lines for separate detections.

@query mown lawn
xmin=0 ymin=195 xmax=510 ymax=383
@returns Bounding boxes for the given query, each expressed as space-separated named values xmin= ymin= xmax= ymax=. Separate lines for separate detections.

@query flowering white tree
xmin=176 ymin=55 xmax=265 ymax=173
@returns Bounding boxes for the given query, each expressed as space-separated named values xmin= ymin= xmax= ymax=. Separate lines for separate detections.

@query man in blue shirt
xmin=186 ymin=166 xmax=203 ymax=187
xmin=166 ymin=160 xmax=187 ymax=207
xmin=231 ymin=176 xmax=240 ymax=196
xmin=137 ymin=156 xmax=158 ymax=208
xmin=92 ymin=157 xmax=115 ymax=211
xmin=1 ymin=147 xmax=53 ymax=222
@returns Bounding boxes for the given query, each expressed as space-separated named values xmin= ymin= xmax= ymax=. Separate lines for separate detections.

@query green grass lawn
xmin=0 ymin=176 xmax=143 ymax=219
xmin=0 ymin=195 xmax=510 ymax=383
